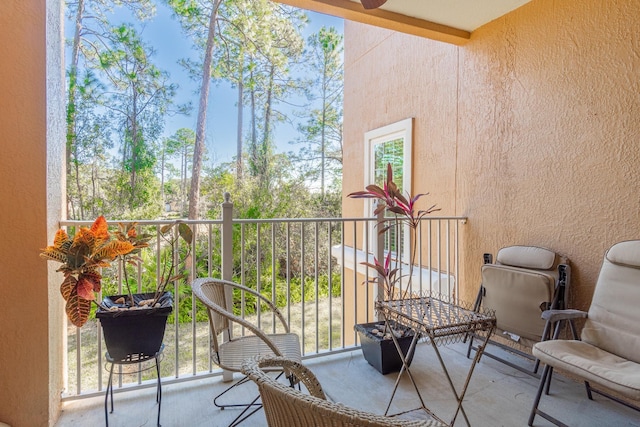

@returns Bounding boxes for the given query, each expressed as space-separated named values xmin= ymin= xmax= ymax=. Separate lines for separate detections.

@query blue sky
xmin=77 ymin=3 xmax=344 ymax=167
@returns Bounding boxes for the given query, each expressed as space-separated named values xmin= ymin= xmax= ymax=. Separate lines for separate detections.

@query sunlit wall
xmin=342 ymin=0 xmax=640 ymax=309
xmin=0 ymin=0 xmax=66 ymax=426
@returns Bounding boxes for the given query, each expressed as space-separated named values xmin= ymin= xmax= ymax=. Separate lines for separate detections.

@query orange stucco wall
xmin=0 ymin=0 xmax=66 ymax=426
xmin=342 ymin=0 xmax=640 ymax=310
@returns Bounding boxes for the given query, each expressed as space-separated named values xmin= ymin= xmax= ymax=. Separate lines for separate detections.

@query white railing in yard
xmin=59 ymin=196 xmax=466 ymax=399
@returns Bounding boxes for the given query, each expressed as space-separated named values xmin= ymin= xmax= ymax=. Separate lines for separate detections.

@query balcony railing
xmin=59 ymin=196 xmax=466 ymax=400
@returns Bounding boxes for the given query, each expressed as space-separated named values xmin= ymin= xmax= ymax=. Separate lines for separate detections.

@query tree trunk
xmin=181 ymin=142 xmax=187 ymax=214
xmin=260 ymin=63 xmax=275 ymax=189
xmin=236 ymin=70 xmax=243 ymax=180
xmin=249 ymin=67 xmax=257 ymax=177
xmin=321 ymin=72 xmax=327 ymax=200
xmin=67 ymin=0 xmax=85 ymax=218
xmin=188 ymin=0 xmax=220 ymax=220
xmin=130 ymin=91 xmax=139 ymax=205
xmin=320 ymin=50 xmax=331 ymax=201
xmin=67 ymin=0 xmax=84 ymax=171
xmin=74 ymin=154 xmax=84 ymax=219
xmin=160 ymin=143 xmax=166 ymax=209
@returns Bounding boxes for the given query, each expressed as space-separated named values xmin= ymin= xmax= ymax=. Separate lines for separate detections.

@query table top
xmin=376 ymin=294 xmax=496 ymax=345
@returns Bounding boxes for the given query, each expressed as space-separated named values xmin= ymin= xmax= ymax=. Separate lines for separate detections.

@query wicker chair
xmin=191 ymin=278 xmax=302 ymax=426
xmin=241 ymin=356 xmax=445 ymax=427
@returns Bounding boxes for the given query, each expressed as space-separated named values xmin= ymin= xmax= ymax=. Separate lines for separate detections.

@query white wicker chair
xmin=191 ymin=278 xmax=301 ymax=426
xmin=242 ymin=356 xmax=445 ymax=427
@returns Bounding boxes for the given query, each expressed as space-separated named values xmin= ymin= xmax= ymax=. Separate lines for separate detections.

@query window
xmin=363 ymin=118 xmax=413 ymax=257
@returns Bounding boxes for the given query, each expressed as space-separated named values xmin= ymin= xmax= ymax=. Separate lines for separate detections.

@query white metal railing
xmin=59 ymin=196 xmax=466 ymax=399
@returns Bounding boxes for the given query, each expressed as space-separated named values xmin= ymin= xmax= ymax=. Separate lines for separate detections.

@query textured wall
xmin=343 ymin=0 xmax=640 ymax=309
xmin=46 ymin=0 xmax=67 ymax=423
xmin=0 ymin=0 xmax=65 ymax=425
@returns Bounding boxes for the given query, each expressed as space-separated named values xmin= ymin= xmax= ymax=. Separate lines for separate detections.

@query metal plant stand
xmin=104 ymin=345 xmax=164 ymax=427
xmin=376 ymin=295 xmax=496 ymax=427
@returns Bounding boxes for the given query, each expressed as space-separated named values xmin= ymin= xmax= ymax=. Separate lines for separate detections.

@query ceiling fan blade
xmin=360 ymin=0 xmax=388 ymax=9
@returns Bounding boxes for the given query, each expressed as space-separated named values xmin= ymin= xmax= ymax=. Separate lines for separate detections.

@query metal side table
xmin=104 ymin=345 xmax=164 ymax=427
xmin=376 ymin=295 xmax=496 ymax=427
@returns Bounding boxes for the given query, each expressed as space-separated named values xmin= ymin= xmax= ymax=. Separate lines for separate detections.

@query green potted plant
xmin=41 ymin=216 xmax=193 ymax=360
xmin=348 ymin=163 xmax=439 ymax=374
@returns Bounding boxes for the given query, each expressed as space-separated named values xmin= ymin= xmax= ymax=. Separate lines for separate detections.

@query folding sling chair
xmin=529 ymin=240 xmax=640 ymax=426
xmin=467 ymin=245 xmax=570 ymax=376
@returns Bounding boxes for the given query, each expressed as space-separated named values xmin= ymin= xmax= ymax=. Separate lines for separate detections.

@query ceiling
xmin=356 ymin=0 xmax=532 ymax=32
xmin=274 ymin=0 xmax=533 ymax=44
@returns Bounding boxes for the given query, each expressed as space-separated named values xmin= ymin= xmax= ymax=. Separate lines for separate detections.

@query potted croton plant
xmin=41 ymin=216 xmax=193 ymax=360
xmin=348 ymin=163 xmax=439 ymax=374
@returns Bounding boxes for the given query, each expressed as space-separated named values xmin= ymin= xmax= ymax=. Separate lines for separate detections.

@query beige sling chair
xmin=528 ymin=240 xmax=640 ymax=426
xmin=191 ymin=278 xmax=302 ymax=427
xmin=467 ymin=245 xmax=571 ymax=375
xmin=241 ymin=355 xmax=445 ymax=427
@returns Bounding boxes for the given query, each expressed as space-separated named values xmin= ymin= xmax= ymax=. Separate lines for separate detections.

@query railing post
xmin=222 ymin=192 xmax=233 ymax=282
xmin=221 ymin=192 xmax=234 ymax=382
xmin=375 ymin=204 xmax=385 ymax=321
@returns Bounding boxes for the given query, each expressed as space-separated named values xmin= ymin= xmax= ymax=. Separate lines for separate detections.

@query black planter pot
xmin=354 ymin=322 xmax=416 ymax=375
xmin=96 ymin=292 xmax=173 ymax=361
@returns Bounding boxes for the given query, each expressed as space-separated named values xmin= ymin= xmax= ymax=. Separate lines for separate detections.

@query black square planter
xmin=96 ymin=292 xmax=173 ymax=361
xmin=354 ymin=322 xmax=416 ymax=375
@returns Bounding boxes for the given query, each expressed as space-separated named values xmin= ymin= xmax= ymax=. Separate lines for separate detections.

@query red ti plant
xmin=348 ymin=163 xmax=440 ymax=300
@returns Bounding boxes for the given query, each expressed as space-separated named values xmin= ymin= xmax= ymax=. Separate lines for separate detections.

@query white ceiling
xmin=351 ymin=0 xmax=532 ymax=32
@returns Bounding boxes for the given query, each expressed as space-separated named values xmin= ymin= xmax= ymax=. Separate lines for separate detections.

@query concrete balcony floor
xmin=55 ymin=341 xmax=639 ymax=427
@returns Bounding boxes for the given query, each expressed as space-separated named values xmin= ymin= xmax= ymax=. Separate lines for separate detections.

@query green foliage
xmin=291 ymin=26 xmax=344 ymax=199
xmin=64 ymin=3 xmax=345 ymax=325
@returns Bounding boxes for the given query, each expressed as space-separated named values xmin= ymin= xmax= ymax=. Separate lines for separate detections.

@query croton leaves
xmin=67 ymin=236 xmax=92 ymax=269
xmin=40 ymin=247 xmax=68 ymax=264
xmin=53 ymin=229 xmax=70 ymax=249
xmin=60 ymin=275 xmax=77 ymax=301
xmin=78 ymin=271 xmax=102 ymax=296
xmin=90 ymin=215 xmax=110 ymax=247
xmin=76 ymin=276 xmax=97 ymax=301
xmin=65 ymin=288 xmax=92 ymax=328
xmin=93 ymin=240 xmax=135 ymax=262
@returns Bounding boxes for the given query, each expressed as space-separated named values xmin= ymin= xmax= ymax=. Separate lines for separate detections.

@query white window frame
xmin=363 ymin=118 xmax=413 ymax=259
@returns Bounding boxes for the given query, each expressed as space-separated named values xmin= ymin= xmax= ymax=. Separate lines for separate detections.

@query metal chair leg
xmin=585 ymin=381 xmax=594 ymax=400
xmin=228 ymin=373 xmax=298 ymax=427
xmin=213 ymin=376 xmax=262 ymax=410
xmin=227 ymin=394 xmax=263 ymax=427
xmin=105 ymin=361 xmax=116 ymax=426
xmin=155 ymin=354 xmax=162 ymax=427
xmin=528 ymin=364 xmax=551 ymax=426
xmin=214 ymin=371 xmax=287 ymax=426
xmin=544 ymin=367 xmax=554 ymax=395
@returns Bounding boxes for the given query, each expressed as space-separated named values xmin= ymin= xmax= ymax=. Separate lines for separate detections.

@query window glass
xmin=373 ymin=138 xmax=404 ymax=191
xmin=364 ymin=119 xmax=413 ymax=257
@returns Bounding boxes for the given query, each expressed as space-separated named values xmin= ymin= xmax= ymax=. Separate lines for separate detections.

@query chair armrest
xmin=220 ymin=308 xmax=287 ymax=355
xmin=251 ymin=356 xmax=327 ymax=400
xmin=222 ymin=280 xmax=292 ymax=333
xmin=555 ymin=263 xmax=571 ymax=308
xmin=194 ymin=277 xmax=291 ymax=333
xmin=191 ymin=278 xmax=293 ymax=356
xmin=541 ymin=309 xmax=587 ymax=323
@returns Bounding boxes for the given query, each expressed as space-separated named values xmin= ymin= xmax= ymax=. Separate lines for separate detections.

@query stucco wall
xmin=343 ymin=0 xmax=640 ymax=309
xmin=0 ymin=0 xmax=66 ymax=426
